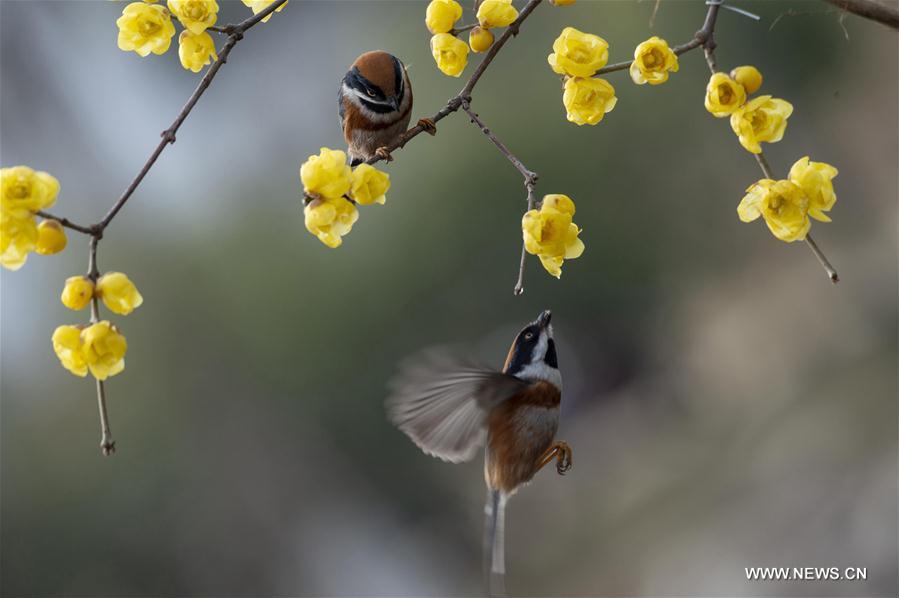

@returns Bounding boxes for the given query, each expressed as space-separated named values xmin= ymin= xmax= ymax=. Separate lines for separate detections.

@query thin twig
xmin=460 ymin=100 xmax=537 ymax=185
xmin=96 ymin=378 xmax=115 ymax=456
xmin=97 ymin=0 xmax=289 ymax=230
xmin=754 ymin=153 xmax=839 ymax=283
xmin=513 ymin=181 xmax=538 ymax=295
xmin=365 ymin=0 xmax=543 ymax=165
xmin=450 ymin=23 xmax=478 ymax=36
xmin=822 ymin=0 xmax=899 ymax=29
xmin=35 ymin=210 xmax=96 ymax=235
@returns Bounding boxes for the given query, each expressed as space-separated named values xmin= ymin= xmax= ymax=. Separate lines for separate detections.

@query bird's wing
xmin=386 ymin=349 xmax=527 ymax=463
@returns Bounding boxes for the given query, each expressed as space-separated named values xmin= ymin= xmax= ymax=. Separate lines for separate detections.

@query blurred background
xmin=1 ymin=1 xmax=896 ymax=596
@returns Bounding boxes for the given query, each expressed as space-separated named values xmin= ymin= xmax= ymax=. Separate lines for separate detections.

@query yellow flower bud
xmin=629 ymin=36 xmax=679 ymax=86
xmin=738 ymin=179 xmax=810 ymax=243
xmin=35 ymin=220 xmax=67 ymax=255
xmin=550 ymin=0 xmax=576 ymax=5
xmin=52 ymin=325 xmax=89 ymax=378
xmin=304 ymin=196 xmax=359 ymax=248
xmin=178 ymin=30 xmax=217 ymax=72
xmin=300 ymin=148 xmax=352 ymax=199
xmin=241 ymin=0 xmax=288 ymax=23
xmin=704 ymin=72 xmax=746 ymax=118
xmin=61 ymin=276 xmax=95 ymax=311
xmin=81 ymin=321 xmax=128 ymax=381
xmin=562 ymin=77 xmax=617 ymax=126
xmin=1 ymin=165 xmax=60 ymax=216
xmin=469 ymin=26 xmax=494 ymax=53
xmin=548 ymin=27 xmax=609 ymax=78
xmin=521 ymin=194 xmax=585 ymax=278
xmin=0 ymin=211 xmax=38 ymax=271
xmin=349 ymin=164 xmax=390 ymax=206
xmin=96 ymin=272 xmax=144 ymax=315
xmin=167 ymin=0 xmax=218 ymax=34
xmin=477 ymin=0 xmax=518 ymax=28
xmin=729 ymin=95 xmax=793 ymax=154
xmin=430 ymin=33 xmax=469 ymax=77
xmin=788 ymin=157 xmax=838 ymax=222
xmin=116 ymin=2 xmax=176 ymax=57
xmin=425 ymin=0 xmax=462 ymax=34
xmin=730 ymin=65 xmax=763 ymax=95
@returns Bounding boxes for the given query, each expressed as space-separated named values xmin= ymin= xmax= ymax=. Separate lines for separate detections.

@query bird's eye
xmin=366 ymin=89 xmax=376 ymax=97
xmin=524 ymin=332 xmax=534 ymax=340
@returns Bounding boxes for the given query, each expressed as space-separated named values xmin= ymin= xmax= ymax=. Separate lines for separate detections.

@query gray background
xmin=1 ymin=1 xmax=897 ymax=596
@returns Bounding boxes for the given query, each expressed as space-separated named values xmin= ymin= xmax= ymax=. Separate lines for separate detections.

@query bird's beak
xmin=535 ymin=310 xmax=552 ymax=329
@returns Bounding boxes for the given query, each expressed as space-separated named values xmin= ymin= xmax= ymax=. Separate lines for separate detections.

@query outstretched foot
xmin=537 ymin=440 xmax=573 ymax=476
xmin=375 ymin=146 xmax=393 ymax=162
xmin=418 ymin=117 xmax=437 ymax=136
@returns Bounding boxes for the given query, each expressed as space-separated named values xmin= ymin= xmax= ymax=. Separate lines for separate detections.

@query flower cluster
xmin=54 ymin=272 xmax=143 ymax=379
xmin=1 ymin=166 xmax=65 ymax=270
xmin=704 ymin=66 xmax=792 ymax=154
xmin=425 ymin=0 xmax=538 ymax=77
xmin=738 ymin=157 xmax=838 ymax=242
xmin=548 ymin=27 xmax=616 ymax=125
xmin=299 ymin=148 xmax=390 ymax=248
xmin=522 ymin=194 xmax=585 ymax=278
xmin=548 ymin=28 xmax=679 ymax=126
xmin=114 ymin=0 xmax=285 ymax=73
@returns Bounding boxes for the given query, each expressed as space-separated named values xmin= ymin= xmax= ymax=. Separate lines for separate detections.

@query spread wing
xmin=386 ymin=350 xmax=527 ymax=463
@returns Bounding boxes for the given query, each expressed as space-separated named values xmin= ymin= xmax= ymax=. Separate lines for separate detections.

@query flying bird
xmin=386 ymin=310 xmax=572 ymax=596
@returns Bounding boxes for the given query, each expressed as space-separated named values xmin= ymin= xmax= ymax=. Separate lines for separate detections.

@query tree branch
xmin=595 ymin=0 xmax=721 ymax=76
xmin=365 ymin=0 xmax=543 ymax=165
xmin=822 ymin=0 xmax=899 ymax=29
xmin=35 ymin=210 xmax=96 ymax=235
xmin=460 ymin=100 xmax=537 ymax=186
xmin=96 ymin=0 xmax=290 ymax=230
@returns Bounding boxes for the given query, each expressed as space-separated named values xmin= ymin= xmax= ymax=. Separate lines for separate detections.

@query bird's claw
xmin=375 ymin=146 xmax=393 ymax=162
xmin=555 ymin=441 xmax=572 ymax=475
xmin=418 ymin=118 xmax=437 ymax=136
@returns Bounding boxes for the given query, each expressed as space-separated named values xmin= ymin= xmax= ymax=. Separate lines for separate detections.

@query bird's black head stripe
xmin=393 ymin=55 xmax=404 ymax=104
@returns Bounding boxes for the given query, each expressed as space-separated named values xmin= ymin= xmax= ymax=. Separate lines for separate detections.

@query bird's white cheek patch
xmin=516 ymin=362 xmax=562 ymax=390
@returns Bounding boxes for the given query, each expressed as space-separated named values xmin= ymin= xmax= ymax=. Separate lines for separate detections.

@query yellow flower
xmin=425 ymin=0 xmax=462 ymax=34
xmin=562 ymin=77 xmax=616 ymax=126
xmin=430 ymin=33 xmax=469 ymax=77
xmin=305 ymin=196 xmax=359 ymax=248
xmin=548 ymin=27 xmax=609 ymax=78
xmin=1 ymin=165 xmax=60 ymax=216
xmin=52 ymin=325 xmax=89 ymax=378
xmin=96 ymin=272 xmax=144 ymax=315
xmin=629 ymin=36 xmax=678 ymax=85
xmin=61 ymin=276 xmax=95 ymax=311
xmin=522 ymin=194 xmax=585 ymax=278
xmin=241 ymin=0 xmax=287 ymax=23
xmin=477 ymin=0 xmax=518 ymax=28
xmin=729 ymin=95 xmax=793 ymax=154
xmin=788 ymin=156 xmax=838 ymax=222
xmin=300 ymin=148 xmax=352 ymax=199
xmin=550 ymin=0 xmax=576 ymax=5
xmin=167 ymin=0 xmax=217 ymax=34
xmin=738 ymin=179 xmax=810 ymax=242
xmin=0 ymin=211 xmax=38 ymax=271
xmin=178 ymin=30 xmax=217 ymax=72
xmin=349 ymin=164 xmax=390 ymax=206
xmin=35 ymin=219 xmax=67 ymax=255
xmin=116 ymin=2 xmax=176 ymax=57
xmin=469 ymin=26 xmax=494 ymax=53
xmin=704 ymin=72 xmax=746 ymax=118
xmin=81 ymin=321 xmax=128 ymax=381
xmin=730 ymin=65 xmax=762 ymax=95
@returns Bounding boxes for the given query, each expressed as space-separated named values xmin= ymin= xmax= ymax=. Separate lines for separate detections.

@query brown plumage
xmin=338 ymin=51 xmax=414 ymax=165
xmin=386 ymin=310 xmax=571 ymax=596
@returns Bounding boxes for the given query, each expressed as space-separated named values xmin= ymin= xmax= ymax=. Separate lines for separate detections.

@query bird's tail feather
xmin=484 ymin=488 xmax=507 ymax=597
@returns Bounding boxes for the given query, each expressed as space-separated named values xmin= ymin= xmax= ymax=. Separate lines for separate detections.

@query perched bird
xmin=386 ymin=310 xmax=572 ymax=596
xmin=339 ymin=50 xmax=436 ymax=166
